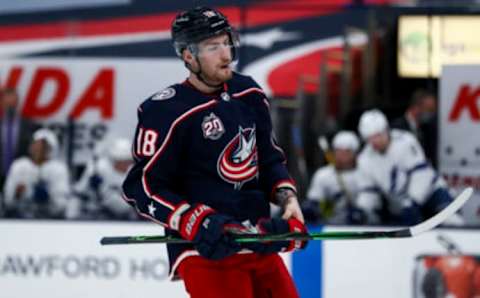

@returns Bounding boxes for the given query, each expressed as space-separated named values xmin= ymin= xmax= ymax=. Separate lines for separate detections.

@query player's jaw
xmin=199 ymin=53 xmax=233 ymax=84
xmin=212 ymin=60 xmax=233 ymax=82
xmin=368 ymin=132 xmax=390 ymax=154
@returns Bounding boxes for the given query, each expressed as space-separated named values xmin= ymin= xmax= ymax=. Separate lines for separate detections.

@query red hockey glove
xmin=257 ymin=217 xmax=308 ymax=252
xmin=232 ymin=218 xmax=308 ymax=254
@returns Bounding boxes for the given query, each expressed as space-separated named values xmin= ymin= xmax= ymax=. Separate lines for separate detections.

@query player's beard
xmin=206 ymin=64 xmax=232 ymax=84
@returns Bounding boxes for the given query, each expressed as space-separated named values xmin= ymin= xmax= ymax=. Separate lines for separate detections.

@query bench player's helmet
xmin=332 ymin=131 xmax=360 ymax=152
xmin=171 ymin=6 xmax=240 ymax=62
xmin=358 ymin=109 xmax=389 ymax=140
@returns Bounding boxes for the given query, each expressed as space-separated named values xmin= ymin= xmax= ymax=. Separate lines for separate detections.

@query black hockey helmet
xmin=171 ymin=6 xmax=239 ymax=60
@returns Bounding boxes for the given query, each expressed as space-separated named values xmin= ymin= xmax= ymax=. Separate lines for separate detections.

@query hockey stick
xmin=100 ymin=187 xmax=473 ymax=246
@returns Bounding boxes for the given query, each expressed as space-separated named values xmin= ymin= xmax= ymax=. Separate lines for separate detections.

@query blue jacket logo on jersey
xmin=217 ymin=126 xmax=258 ymax=189
xmin=202 ymin=113 xmax=225 ymax=140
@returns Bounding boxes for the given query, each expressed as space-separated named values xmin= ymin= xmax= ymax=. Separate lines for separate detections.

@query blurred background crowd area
xmin=0 ymin=0 xmax=479 ymax=225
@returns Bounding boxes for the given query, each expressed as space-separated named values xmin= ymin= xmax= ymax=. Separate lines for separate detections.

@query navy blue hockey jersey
xmin=122 ymin=72 xmax=295 ymax=278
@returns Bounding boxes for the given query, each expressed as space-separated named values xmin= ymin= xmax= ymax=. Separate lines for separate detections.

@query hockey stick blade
xmin=408 ymin=186 xmax=473 ymax=236
xmin=100 ymin=187 xmax=473 ymax=245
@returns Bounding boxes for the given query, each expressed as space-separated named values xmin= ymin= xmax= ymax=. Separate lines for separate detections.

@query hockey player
xmin=3 ymin=128 xmax=69 ymax=219
xmin=122 ymin=7 xmax=307 ymax=298
xmin=303 ymin=131 xmax=364 ymax=224
xmin=356 ymin=109 xmax=462 ymax=225
xmin=73 ymin=138 xmax=136 ymax=220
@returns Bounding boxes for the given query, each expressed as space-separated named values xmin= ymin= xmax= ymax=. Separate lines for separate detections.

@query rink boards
xmin=1 ymin=221 xmax=480 ymax=298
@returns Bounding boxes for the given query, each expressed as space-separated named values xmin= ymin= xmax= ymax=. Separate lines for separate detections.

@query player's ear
xmin=183 ymin=49 xmax=195 ymax=66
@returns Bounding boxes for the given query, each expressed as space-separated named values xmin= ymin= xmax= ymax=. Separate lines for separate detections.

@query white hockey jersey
xmin=74 ymin=157 xmax=136 ymax=219
xmin=3 ymin=157 xmax=70 ymax=218
xmin=307 ymin=165 xmax=361 ymax=224
xmin=356 ymin=129 xmax=445 ymax=221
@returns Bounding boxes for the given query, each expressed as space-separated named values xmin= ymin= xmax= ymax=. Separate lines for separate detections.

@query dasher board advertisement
xmin=0 ymin=220 xmax=188 ymax=298
xmin=439 ymin=64 xmax=480 ymax=225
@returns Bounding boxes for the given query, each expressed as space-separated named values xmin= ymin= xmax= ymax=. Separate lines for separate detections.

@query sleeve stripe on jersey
xmin=271 ymin=179 xmax=297 ymax=201
xmin=150 ymin=194 xmax=175 ymax=209
xmin=407 ymin=162 xmax=429 ymax=175
xmin=232 ymin=87 xmax=264 ymax=98
xmin=121 ymin=193 xmax=167 ymax=227
xmin=141 ymin=100 xmax=218 ymax=210
xmin=361 ymin=186 xmax=382 ymax=194
xmin=262 ymin=98 xmax=270 ymax=108
xmin=272 ymin=179 xmax=297 ymax=193
xmin=167 ymin=202 xmax=190 ymax=231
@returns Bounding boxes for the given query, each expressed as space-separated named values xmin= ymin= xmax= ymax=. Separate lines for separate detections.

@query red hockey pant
xmin=178 ymin=253 xmax=300 ymax=298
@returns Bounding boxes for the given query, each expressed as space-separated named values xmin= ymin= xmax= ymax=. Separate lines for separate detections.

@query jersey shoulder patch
xmin=139 ymin=84 xmax=212 ymax=130
xmin=141 ymin=85 xmax=189 ymax=113
xmin=151 ymin=87 xmax=176 ymax=101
